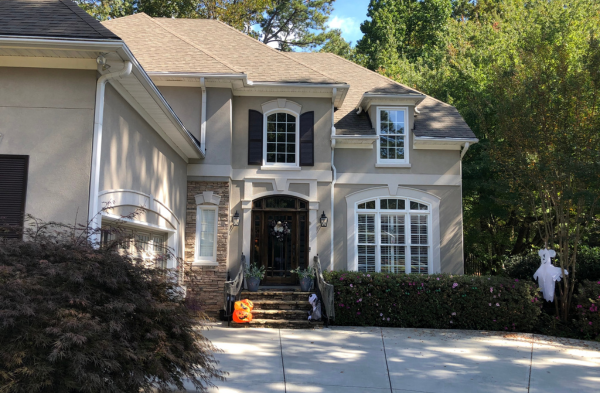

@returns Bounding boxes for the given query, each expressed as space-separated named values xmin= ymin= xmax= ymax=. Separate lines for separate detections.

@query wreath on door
xmin=269 ymin=220 xmax=291 ymax=242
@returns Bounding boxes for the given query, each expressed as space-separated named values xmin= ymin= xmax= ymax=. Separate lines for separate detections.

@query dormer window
xmin=265 ymin=112 xmax=298 ymax=166
xmin=377 ymin=107 xmax=409 ymax=165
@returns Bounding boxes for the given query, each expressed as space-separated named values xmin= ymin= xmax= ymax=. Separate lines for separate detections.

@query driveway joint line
xmin=527 ymin=334 xmax=534 ymax=393
xmin=279 ymin=329 xmax=287 ymax=393
xmin=380 ymin=327 xmax=393 ymax=393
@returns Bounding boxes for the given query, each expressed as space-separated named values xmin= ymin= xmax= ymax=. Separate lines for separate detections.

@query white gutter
xmin=147 ymin=72 xmax=247 ymax=79
xmin=330 ymin=88 xmax=337 ymax=272
xmin=200 ymin=77 xmax=207 ymax=156
xmin=88 ymin=61 xmax=133 ymax=242
xmin=461 ymin=142 xmax=471 ymax=159
xmin=249 ymin=81 xmax=349 ymax=89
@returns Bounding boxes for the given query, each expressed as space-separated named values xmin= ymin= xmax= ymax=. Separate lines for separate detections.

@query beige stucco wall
xmin=0 ymin=67 xmax=96 ymax=225
xmin=158 ymin=86 xmax=202 ymax=141
xmin=332 ymin=184 xmax=464 ymax=274
xmin=99 ymin=84 xmax=188 ymax=236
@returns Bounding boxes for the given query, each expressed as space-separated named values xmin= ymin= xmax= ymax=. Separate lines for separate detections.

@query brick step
xmin=240 ymin=290 xmax=314 ymax=302
xmin=251 ymin=300 xmax=312 ymax=310
xmin=230 ymin=318 xmax=324 ymax=329
xmin=251 ymin=309 xmax=309 ymax=320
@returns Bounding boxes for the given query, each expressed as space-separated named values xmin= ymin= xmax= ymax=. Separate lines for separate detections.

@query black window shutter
xmin=299 ymin=111 xmax=315 ymax=166
xmin=248 ymin=109 xmax=263 ymax=165
xmin=0 ymin=155 xmax=29 ymax=239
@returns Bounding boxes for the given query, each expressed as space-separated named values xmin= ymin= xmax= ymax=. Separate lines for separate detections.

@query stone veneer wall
xmin=185 ymin=181 xmax=230 ymax=318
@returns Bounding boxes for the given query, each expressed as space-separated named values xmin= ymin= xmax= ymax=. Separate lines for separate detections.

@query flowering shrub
xmin=323 ymin=271 xmax=542 ymax=332
xmin=573 ymin=280 xmax=600 ymax=340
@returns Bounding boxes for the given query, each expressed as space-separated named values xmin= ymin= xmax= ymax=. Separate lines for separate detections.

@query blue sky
xmin=328 ymin=0 xmax=371 ymax=45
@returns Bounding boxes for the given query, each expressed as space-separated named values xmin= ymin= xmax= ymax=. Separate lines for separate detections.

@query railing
xmin=223 ymin=254 xmax=245 ymax=326
xmin=313 ymin=255 xmax=334 ymax=326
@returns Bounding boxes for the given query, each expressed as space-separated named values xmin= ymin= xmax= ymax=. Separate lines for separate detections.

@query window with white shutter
xmin=356 ymin=197 xmax=431 ymax=274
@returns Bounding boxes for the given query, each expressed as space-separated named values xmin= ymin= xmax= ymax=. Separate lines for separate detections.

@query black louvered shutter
xmin=0 ymin=155 xmax=29 ymax=239
xmin=299 ymin=111 xmax=314 ymax=166
xmin=248 ymin=110 xmax=263 ymax=165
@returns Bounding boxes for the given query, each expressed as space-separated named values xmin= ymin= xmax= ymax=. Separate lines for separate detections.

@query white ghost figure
xmin=533 ymin=248 xmax=568 ymax=302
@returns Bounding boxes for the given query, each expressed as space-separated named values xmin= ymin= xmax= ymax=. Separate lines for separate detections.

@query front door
xmin=250 ymin=196 xmax=309 ymax=285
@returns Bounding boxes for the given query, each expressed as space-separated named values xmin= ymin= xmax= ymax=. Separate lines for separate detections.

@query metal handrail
xmin=223 ymin=254 xmax=245 ymax=326
xmin=313 ymin=255 xmax=335 ymax=326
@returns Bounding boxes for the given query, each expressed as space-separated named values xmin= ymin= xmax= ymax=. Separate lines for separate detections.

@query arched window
xmin=356 ymin=197 xmax=431 ymax=274
xmin=264 ymin=111 xmax=299 ymax=166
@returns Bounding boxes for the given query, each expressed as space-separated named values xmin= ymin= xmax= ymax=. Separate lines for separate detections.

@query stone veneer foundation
xmin=185 ymin=181 xmax=230 ymax=318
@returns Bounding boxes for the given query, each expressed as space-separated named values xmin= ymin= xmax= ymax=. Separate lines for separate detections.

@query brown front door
xmin=250 ymin=196 xmax=309 ymax=285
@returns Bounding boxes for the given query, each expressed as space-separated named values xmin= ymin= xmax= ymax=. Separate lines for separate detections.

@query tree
xmin=492 ymin=0 xmax=600 ymax=321
xmin=356 ymin=0 xmax=452 ymax=71
xmin=257 ymin=0 xmax=335 ymax=51
xmin=319 ymin=29 xmax=355 ymax=60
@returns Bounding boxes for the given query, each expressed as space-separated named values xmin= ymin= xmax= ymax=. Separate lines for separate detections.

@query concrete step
xmin=230 ymin=318 xmax=324 ymax=329
xmin=251 ymin=300 xmax=312 ymax=310
xmin=240 ymin=290 xmax=314 ymax=302
xmin=251 ymin=309 xmax=309 ymax=320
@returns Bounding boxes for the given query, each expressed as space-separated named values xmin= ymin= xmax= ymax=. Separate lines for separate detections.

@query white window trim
xmin=346 ymin=187 xmax=441 ymax=273
xmin=195 ymin=205 xmax=219 ymax=265
xmin=355 ymin=198 xmax=431 ymax=274
xmin=376 ymin=106 xmax=410 ymax=165
xmin=262 ymin=108 xmax=301 ymax=169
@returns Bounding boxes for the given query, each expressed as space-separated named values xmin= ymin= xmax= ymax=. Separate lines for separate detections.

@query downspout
xmin=460 ymin=142 xmax=470 ymax=159
xmin=200 ymin=77 xmax=207 ymax=156
xmin=330 ymin=88 xmax=337 ymax=272
xmin=88 ymin=61 xmax=132 ymax=243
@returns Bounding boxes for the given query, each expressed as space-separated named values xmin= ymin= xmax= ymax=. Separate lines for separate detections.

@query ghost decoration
xmin=533 ymin=248 xmax=568 ymax=302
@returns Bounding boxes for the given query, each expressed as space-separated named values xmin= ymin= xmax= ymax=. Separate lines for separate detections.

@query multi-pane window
xmin=378 ymin=109 xmax=407 ymax=162
xmin=356 ymin=198 xmax=430 ymax=274
xmin=266 ymin=112 xmax=297 ymax=165
xmin=195 ymin=206 xmax=218 ymax=264
xmin=101 ymin=225 xmax=168 ymax=267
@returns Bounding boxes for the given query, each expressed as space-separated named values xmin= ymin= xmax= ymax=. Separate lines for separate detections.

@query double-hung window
xmin=195 ymin=205 xmax=218 ymax=264
xmin=356 ymin=198 xmax=430 ymax=274
xmin=101 ymin=226 xmax=168 ymax=268
xmin=377 ymin=108 xmax=408 ymax=164
xmin=264 ymin=112 xmax=298 ymax=167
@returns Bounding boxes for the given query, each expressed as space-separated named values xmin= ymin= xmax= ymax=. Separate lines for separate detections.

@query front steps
xmin=230 ymin=289 xmax=324 ymax=329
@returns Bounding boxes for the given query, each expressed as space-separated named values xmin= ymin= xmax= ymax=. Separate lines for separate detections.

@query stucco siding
xmin=158 ymin=86 xmax=202 ymax=141
xmin=205 ymin=88 xmax=232 ymax=166
xmin=100 ymin=84 xmax=187 ymax=235
xmin=0 ymin=67 xmax=95 ymax=225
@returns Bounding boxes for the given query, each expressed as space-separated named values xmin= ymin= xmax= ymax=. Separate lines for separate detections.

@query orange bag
xmin=234 ymin=300 xmax=251 ymax=312
xmin=233 ymin=309 xmax=253 ymax=323
xmin=241 ymin=299 xmax=254 ymax=311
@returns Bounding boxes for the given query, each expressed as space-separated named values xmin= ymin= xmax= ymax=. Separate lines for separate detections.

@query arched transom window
xmin=265 ymin=112 xmax=298 ymax=166
xmin=356 ymin=197 xmax=430 ymax=274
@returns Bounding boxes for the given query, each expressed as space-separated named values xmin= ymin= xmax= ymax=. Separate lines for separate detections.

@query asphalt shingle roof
xmin=289 ymin=52 xmax=475 ymax=139
xmin=0 ymin=0 xmax=120 ymax=40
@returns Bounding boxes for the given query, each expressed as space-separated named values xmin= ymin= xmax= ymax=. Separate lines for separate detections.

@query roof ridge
xmin=60 ymin=0 xmax=118 ymax=39
xmin=144 ymin=14 xmax=241 ymax=74
xmin=207 ymin=19 xmax=339 ymax=83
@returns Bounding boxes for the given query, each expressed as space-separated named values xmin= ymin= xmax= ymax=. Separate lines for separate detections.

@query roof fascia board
xmin=0 ymin=36 xmax=123 ymax=52
xmin=413 ymin=137 xmax=479 ymax=150
xmin=357 ymin=93 xmax=426 ymax=111
xmin=0 ymin=56 xmax=96 ymax=69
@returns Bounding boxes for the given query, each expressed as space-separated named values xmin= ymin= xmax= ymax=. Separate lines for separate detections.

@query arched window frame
xmin=346 ymin=187 xmax=441 ymax=274
xmin=262 ymin=108 xmax=300 ymax=168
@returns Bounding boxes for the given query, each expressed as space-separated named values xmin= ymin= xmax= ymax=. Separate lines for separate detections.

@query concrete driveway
xmin=187 ymin=324 xmax=600 ymax=393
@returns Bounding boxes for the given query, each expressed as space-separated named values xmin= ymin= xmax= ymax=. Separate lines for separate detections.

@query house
xmin=0 ymin=1 xmax=477 ymax=317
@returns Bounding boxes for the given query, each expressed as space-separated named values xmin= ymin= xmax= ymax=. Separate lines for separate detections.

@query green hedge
xmin=323 ymin=271 xmax=542 ymax=332
xmin=573 ymin=280 xmax=600 ymax=340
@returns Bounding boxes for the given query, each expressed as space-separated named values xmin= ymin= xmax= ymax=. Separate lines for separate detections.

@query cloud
xmin=329 ymin=16 xmax=361 ymax=41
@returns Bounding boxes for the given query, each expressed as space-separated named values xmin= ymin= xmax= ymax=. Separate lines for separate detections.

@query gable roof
xmin=103 ymin=14 xmax=340 ymax=83
xmin=0 ymin=0 xmax=120 ymax=40
xmin=288 ymin=52 xmax=476 ymax=139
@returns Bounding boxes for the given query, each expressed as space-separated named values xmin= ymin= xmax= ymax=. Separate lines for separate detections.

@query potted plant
xmin=244 ymin=263 xmax=265 ymax=292
xmin=290 ymin=266 xmax=314 ymax=292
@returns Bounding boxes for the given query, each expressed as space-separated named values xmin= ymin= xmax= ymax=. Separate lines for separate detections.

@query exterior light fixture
xmin=232 ymin=211 xmax=240 ymax=227
xmin=320 ymin=211 xmax=328 ymax=227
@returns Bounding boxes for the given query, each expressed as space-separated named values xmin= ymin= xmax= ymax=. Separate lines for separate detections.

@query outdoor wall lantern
xmin=320 ymin=211 xmax=328 ymax=227
xmin=232 ymin=211 xmax=240 ymax=227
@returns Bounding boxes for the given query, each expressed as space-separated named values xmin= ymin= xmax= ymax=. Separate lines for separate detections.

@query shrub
xmin=573 ymin=280 xmax=600 ymax=341
xmin=323 ymin=271 xmax=542 ymax=332
xmin=0 ymin=221 xmax=224 ymax=393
